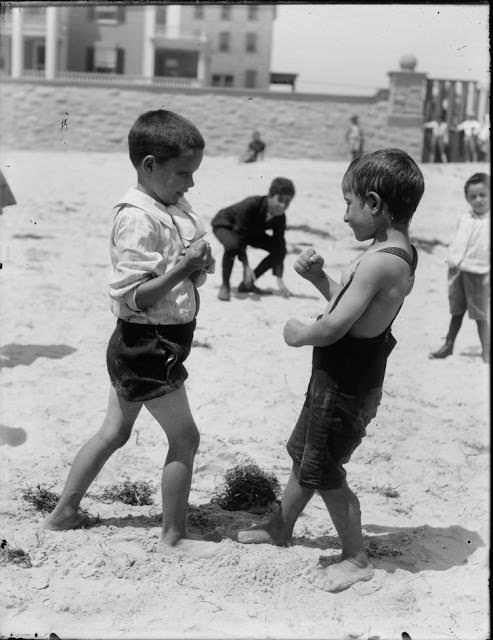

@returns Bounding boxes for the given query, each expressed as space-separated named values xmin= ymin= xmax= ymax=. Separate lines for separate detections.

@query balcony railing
xmin=34 ymin=71 xmax=205 ymax=88
xmin=154 ymin=25 xmax=206 ymax=42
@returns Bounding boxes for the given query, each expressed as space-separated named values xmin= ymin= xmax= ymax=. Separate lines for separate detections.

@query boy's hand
xmin=180 ymin=239 xmax=212 ymax=273
xmin=283 ymin=318 xmax=305 ymax=347
xmin=294 ymin=249 xmax=325 ymax=282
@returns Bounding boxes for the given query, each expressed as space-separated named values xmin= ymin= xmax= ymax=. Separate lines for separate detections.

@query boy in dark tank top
xmin=238 ymin=148 xmax=424 ymax=593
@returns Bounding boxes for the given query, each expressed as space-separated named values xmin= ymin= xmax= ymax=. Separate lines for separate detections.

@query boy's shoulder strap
xmin=376 ymin=245 xmax=418 ymax=275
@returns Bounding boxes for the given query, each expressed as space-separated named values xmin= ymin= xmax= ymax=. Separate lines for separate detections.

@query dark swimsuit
xmin=287 ymin=245 xmax=418 ymax=491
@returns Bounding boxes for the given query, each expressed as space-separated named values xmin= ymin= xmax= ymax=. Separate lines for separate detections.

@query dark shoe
xmin=218 ymin=284 xmax=230 ymax=301
xmin=237 ymin=282 xmax=272 ymax=295
xmin=429 ymin=340 xmax=453 ymax=359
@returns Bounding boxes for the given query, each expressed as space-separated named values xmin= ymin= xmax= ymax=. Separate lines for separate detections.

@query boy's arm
xmin=285 ymin=254 xmax=387 ymax=347
xmin=135 ymin=239 xmax=211 ymax=309
xmin=294 ymin=248 xmax=342 ymax=301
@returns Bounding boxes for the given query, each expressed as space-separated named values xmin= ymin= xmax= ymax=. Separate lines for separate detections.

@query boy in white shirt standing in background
xmin=430 ymin=172 xmax=490 ymax=363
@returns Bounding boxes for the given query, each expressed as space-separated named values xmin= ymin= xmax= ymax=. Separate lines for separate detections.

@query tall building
xmin=0 ymin=3 xmax=277 ymax=90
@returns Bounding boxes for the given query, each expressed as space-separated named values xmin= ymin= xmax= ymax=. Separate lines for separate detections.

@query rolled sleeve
xmin=109 ymin=211 xmax=168 ymax=303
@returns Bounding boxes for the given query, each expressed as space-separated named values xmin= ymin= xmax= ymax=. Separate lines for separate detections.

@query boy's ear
xmin=142 ymin=155 xmax=156 ymax=173
xmin=367 ymin=191 xmax=383 ymax=215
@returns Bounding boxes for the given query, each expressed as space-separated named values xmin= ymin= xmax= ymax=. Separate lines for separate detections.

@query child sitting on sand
xmin=238 ymin=149 xmax=424 ymax=593
xmin=430 ymin=172 xmax=490 ymax=363
xmin=211 ymin=177 xmax=295 ymax=300
xmin=45 ymin=109 xmax=215 ymax=551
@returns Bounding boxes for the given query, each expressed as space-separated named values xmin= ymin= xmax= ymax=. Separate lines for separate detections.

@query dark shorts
xmin=448 ymin=267 xmax=489 ymax=321
xmin=106 ymin=319 xmax=196 ymax=402
xmin=286 ymin=369 xmax=382 ymax=491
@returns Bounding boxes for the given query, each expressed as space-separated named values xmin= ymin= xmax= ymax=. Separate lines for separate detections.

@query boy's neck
xmin=372 ymin=222 xmax=410 ymax=245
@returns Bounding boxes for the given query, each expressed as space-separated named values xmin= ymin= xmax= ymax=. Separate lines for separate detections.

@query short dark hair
xmin=342 ymin=148 xmax=424 ymax=223
xmin=464 ymin=172 xmax=490 ymax=197
xmin=128 ymin=109 xmax=205 ymax=168
xmin=268 ymin=177 xmax=295 ymax=197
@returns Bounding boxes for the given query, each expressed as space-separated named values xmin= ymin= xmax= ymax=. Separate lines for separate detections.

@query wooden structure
xmin=422 ymin=78 xmax=489 ymax=162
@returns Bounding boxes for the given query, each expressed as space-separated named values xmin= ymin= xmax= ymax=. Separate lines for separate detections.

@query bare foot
xmin=308 ymin=558 xmax=374 ymax=593
xmin=236 ymin=524 xmax=286 ymax=546
xmin=158 ymin=536 xmax=219 ymax=559
xmin=43 ymin=512 xmax=91 ymax=531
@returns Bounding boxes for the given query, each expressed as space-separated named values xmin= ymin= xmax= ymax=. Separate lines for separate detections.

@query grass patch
xmin=0 ymin=539 xmax=32 ymax=568
xmin=97 ymin=479 xmax=155 ymax=506
xmin=21 ymin=485 xmax=60 ymax=513
xmin=212 ymin=464 xmax=281 ymax=513
xmin=373 ymin=484 xmax=400 ymax=499
xmin=192 ymin=339 xmax=212 ymax=349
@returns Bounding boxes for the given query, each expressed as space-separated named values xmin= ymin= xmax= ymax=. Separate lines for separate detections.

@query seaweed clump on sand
xmin=0 ymin=539 xmax=32 ymax=568
xmin=212 ymin=464 xmax=281 ymax=513
xmin=98 ymin=479 xmax=155 ymax=506
xmin=21 ymin=485 xmax=60 ymax=513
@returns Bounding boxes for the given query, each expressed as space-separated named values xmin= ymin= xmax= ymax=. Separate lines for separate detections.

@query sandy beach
xmin=0 ymin=151 xmax=489 ymax=640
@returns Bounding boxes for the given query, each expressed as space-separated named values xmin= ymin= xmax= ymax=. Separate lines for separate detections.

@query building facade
xmin=0 ymin=3 xmax=277 ymax=90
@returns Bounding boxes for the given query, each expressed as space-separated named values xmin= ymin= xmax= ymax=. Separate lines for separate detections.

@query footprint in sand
xmin=158 ymin=538 xmax=220 ymax=559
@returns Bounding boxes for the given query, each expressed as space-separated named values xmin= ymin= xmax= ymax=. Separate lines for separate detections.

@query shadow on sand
xmin=0 ymin=343 xmax=77 ymax=369
xmin=0 ymin=425 xmax=27 ymax=447
xmin=87 ymin=503 xmax=484 ymax=575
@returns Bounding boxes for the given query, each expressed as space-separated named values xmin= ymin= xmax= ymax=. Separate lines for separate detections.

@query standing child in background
xmin=211 ymin=177 xmax=295 ymax=300
xmin=430 ymin=173 xmax=490 ymax=363
xmin=241 ymin=131 xmax=266 ymax=163
xmin=45 ymin=110 xmax=216 ymax=552
xmin=345 ymin=115 xmax=364 ymax=160
xmin=238 ymin=149 xmax=424 ymax=593
xmin=0 ymin=170 xmax=16 ymax=215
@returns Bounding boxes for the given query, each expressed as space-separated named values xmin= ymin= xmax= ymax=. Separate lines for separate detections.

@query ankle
xmin=341 ymin=550 xmax=370 ymax=567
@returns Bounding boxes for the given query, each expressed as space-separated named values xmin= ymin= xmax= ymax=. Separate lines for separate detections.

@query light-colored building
xmin=0 ymin=3 xmax=277 ymax=90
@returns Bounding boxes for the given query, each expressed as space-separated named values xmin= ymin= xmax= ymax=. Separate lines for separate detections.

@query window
xmin=221 ymin=5 xmax=231 ymax=20
xmin=245 ymin=69 xmax=257 ymax=88
xmin=156 ymin=6 xmax=167 ymax=25
xmin=212 ymin=74 xmax=234 ymax=87
xmin=246 ymin=33 xmax=257 ymax=53
xmin=194 ymin=5 xmax=204 ymax=19
xmin=218 ymin=32 xmax=230 ymax=52
xmin=88 ymin=5 xmax=125 ymax=24
xmin=247 ymin=6 xmax=258 ymax=20
xmin=88 ymin=42 xmax=122 ymax=73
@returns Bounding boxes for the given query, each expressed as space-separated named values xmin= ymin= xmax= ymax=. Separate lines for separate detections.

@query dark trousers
xmin=213 ymin=226 xmax=286 ymax=285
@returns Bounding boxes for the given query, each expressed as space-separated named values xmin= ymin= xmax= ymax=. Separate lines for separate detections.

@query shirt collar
xmin=114 ymin=187 xmax=194 ymax=229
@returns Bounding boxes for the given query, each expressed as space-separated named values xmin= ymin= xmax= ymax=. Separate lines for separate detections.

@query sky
xmin=270 ymin=4 xmax=490 ymax=95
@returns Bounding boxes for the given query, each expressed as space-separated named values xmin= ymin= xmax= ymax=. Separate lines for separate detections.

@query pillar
xmin=11 ymin=7 xmax=23 ymax=78
xmin=387 ymin=55 xmax=428 ymax=127
xmin=45 ymin=6 xmax=57 ymax=79
xmin=142 ymin=4 xmax=156 ymax=79
xmin=166 ymin=5 xmax=181 ymax=38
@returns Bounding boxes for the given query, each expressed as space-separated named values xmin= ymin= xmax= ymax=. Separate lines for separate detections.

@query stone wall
xmin=0 ymin=79 xmax=424 ymax=160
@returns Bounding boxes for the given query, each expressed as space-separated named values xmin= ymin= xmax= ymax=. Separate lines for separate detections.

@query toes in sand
xmin=158 ymin=537 xmax=219 ymax=559
xmin=236 ymin=524 xmax=282 ymax=545
xmin=43 ymin=513 xmax=91 ymax=531
xmin=309 ymin=559 xmax=374 ymax=593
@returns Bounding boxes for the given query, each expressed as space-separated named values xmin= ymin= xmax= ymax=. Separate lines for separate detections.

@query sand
xmin=0 ymin=151 xmax=489 ymax=640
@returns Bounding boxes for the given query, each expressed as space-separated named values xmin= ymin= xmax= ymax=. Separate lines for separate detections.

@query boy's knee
xmin=99 ymin=428 xmax=132 ymax=451
xmin=171 ymin=423 xmax=200 ymax=453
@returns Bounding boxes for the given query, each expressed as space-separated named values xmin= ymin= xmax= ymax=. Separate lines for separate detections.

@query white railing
xmin=53 ymin=71 xmax=203 ymax=88
xmin=154 ymin=25 xmax=206 ymax=41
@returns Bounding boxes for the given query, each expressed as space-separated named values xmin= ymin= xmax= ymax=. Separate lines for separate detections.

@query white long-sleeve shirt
xmin=448 ymin=209 xmax=490 ymax=274
xmin=109 ymin=188 xmax=207 ymax=324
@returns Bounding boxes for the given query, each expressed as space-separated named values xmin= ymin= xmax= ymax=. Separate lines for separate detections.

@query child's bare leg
xmin=476 ymin=319 xmax=490 ymax=362
xmin=429 ymin=313 xmax=464 ymax=358
xmin=44 ymin=387 xmax=142 ymax=530
xmin=145 ymin=385 xmax=200 ymax=547
xmin=237 ymin=467 xmax=314 ymax=545
xmin=312 ymin=482 xmax=374 ymax=592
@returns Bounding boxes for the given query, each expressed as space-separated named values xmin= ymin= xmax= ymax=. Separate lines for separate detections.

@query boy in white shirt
xmin=45 ymin=110 xmax=216 ymax=551
xmin=430 ymin=173 xmax=490 ymax=363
